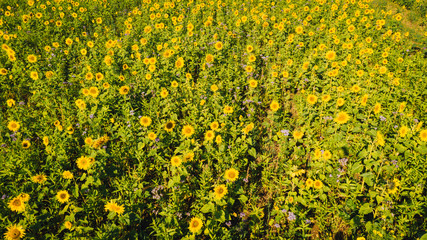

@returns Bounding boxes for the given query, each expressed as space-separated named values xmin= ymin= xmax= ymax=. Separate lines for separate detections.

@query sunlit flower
xmin=214 ymin=185 xmax=228 ymax=199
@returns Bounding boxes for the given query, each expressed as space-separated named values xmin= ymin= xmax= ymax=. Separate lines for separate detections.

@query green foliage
xmin=0 ymin=0 xmax=426 ymax=239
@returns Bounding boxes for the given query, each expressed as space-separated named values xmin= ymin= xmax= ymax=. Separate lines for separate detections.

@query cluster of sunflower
xmin=1 ymin=0 xmax=427 ymax=239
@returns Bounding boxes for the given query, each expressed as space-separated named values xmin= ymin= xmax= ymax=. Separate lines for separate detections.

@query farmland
xmin=0 ymin=0 xmax=426 ymax=239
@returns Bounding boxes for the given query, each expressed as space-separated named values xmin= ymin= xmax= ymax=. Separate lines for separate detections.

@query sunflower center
xmin=192 ymin=221 xmax=199 ymax=228
xmin=217 ymin=188 xmax=224 ymax=194
xmin=228 ymin=172 xmax=235 ymax=178
xmin=13 ymin=199 xmax=21 ymax=206
xmin=10 ymin=229 xmax=21 ymax=238
xmin=60 ymin=193 xmax=67 ymax=199
xmin=166 ymin=122 xmax=173 ymax=128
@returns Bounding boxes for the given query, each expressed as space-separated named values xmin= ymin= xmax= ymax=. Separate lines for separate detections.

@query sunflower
xmin=119 ymin=86 xmax=130 ymax=95
xmin=18 ymin=193 xmax=30 ymax=202
xmin=27 ymin=54 xmax=37 ymax=63
xmin=246 ymin=45 xmax=254 ymax=53
xmin=325 ymin=50 xmax=336 ymax=60
xmin=85 ymin=72 xmax=94 ymax=80
xmin=243 ymin=123 xmax=255 ymax=134
xmin=398 ymin=126 xmax=409 ymax=138
xmin=248 ymin=79 xmax=257 ymax=88
xmin=8 ymin=121 xmax=20 ymax=131
xmin=205 ymin=130 xmax=215 ymax=141
xmin=214 ymin=185 xmax=228 ymax=200
xmin=43 ymin=136 xmax=49 ymax=146
xmin=211 ymin=84 xmax=219 ymax=92
xmin=334 ymin=112 xmax=350 ymax=124
xmin=4 ymin=224 xmax=25 ymax=240
xmin=29 ymin=71 xmax=39 ymax=80
xmin=171 ymin=156 xmax=182 ymax=167
xmin=322 ymin=95 xmax=331 ymax=102
xmin=63 ymin=171 xmax=74 ymax=179
xmin=387 ymin=179 xmax=400 ymax=194
xmin=182 ymin=125 xmax=195 ymax=138
xmin=293 ymin=130 xmax=304 ymax=139
xmin=376 ymin=131 xmax=385 ymax=146
xmin=307 ymin=94 xmax=318 ymax=105
xmin=140 ymin=116 xmax=152 ymax=127
xmin=360 ymin=94 xmax=368 ymax=106
xmin=183 ymin=152 xmax=195 ymax=162
xmin=248 ymin=54 xmax=256 ymax=62
xmin=206 ymin=54 xmax=214 ymax=63
xmin=64 ymin=221 xmax=72 ymax=230
xmin=420 ymin=130 xmax=427 ymax=142
xmin=189 ymin=217 xmax=203 ymax=233
xmin=336 ymin=98 xmax=345 ymax=107
xmin=215 ymin=135 xmax=222 ymax=144
xmin=223 ymin=106 xmax=233 ymax=114
xmin=22 ymin=140 xmax=31 ymax=149
xmin=398 ymin=102 xmax=406 ymax=112
xmin=323 ymin=150 xmax=332 ymax=160
xmin=31 ymin=174 xmax=47 ymax=184
xmin=313 ymin=149 xmax=322 ymax=160
xmin=104 ymin=55 xmax=113 ymax=66
xmin=313 ymin=180 xmax=323 ymax=189
xmin=164 ymin=121 xmax=176 ymax=132
xmin=56 ymin=190 xmax=70 ymax=203
xmin=104 ymin=200 xmax=125 ymax=215
xmin=210 ymin=121 xmax=219 ymax=131
xmin=214 ymin=41 xmax=223 ymax=50
xmin=175 ymin=57 xmax=184 ymax=69
xmin=270 ymin=100 xmax=280 ymax=112
xmin=76 ymin=156 xmax=91 ymax=170
xmin=8 ymin=197 xmax=25 ymax=212
xmin=89 ymin=87 xmax=99 ymax=98
xmin=224 ymin=168 xmax=239 ymax=182
xmin=171 ymin=81 xmax=179 ymax=88
xmin=351 ymin=85 xmax=361 ymax=92
xmin=160 ymin=88 xmax=169 ymax=98
xmin=0 ymin=68 xmax=8 ymax=75
xmin=373 ymin=103 xmax=381 ymax=114
xmin=305 ymin=178 xmax=314 ymax=188
xmin=148 ymin=132 xmax=157 ymax=141
xmin=295 ymin=26 xmax=304 ymax=34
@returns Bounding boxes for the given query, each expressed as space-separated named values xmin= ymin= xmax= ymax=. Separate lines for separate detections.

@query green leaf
xmin=358 ymin=149 xmax=368 ymax=158
xmin=395 ymin=144 xmax=406 ymax=153
xmin=359 ymin=203 xmax=372 ymax=215
xmin=167 ymin=178 xmax=175 ymax=188
xmin=366 ymin=221 xmax=372 ymax=231
xmin=350 ymin=162 xmax=364 ymax=174
xmin=248 ymin=148 xmax=256 ymax=158
xmin=107 ymin=211 xmax=116 ymax=219
xmin=200 ymin=202 xmax=214 ymax=213
xmin=239 ymin=194 xmax=248 ymax=204
xmin=361 ymin=172 xmax=375 ymax=186
xmin=415 ymin=144 xmax=427 ymax=154
xmin=74 ymin=183 xmax=79 ymax=198
xmin=59 ymin=204 xmax=69 ymax=215
xmin=214 ymin=210 xmax=226 ymax=222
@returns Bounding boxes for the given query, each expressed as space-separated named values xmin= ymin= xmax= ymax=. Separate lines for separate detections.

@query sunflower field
xmin=1 ymin=0 xmax=427 ymax=239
